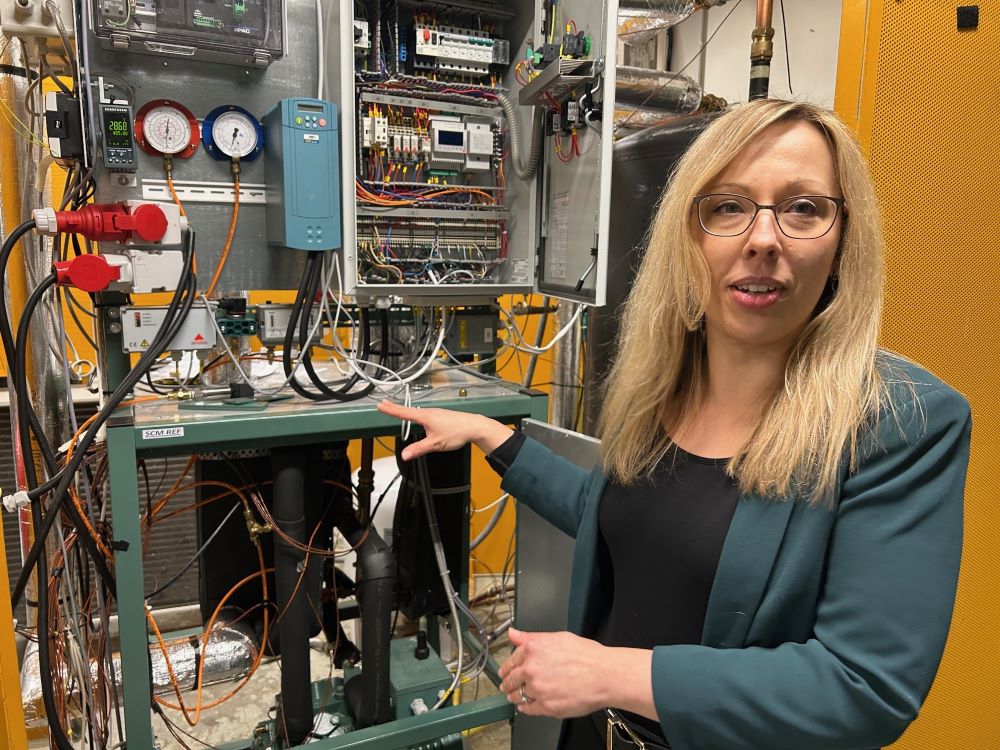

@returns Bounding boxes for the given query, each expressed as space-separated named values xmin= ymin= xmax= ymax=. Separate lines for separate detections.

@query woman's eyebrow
xmin=707 ymin=179 xmax=833 ymax=194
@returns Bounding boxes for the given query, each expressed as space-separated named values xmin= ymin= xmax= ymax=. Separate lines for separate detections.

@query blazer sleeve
xmin=499 ymin=435 xmax=598 ymax=538
xmin=650 ymin=386 xmax=972 ymax=750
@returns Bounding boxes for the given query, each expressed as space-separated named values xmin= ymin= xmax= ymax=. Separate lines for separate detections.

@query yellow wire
xmin=0 ymin=96 xmax=51 ymax=151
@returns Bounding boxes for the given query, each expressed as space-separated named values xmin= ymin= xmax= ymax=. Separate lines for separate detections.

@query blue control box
xmin=262 ymin=98 xmax=341 ymax=251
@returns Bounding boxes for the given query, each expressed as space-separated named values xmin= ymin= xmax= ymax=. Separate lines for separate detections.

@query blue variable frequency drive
xmin=263 ymin=98 xmax=341 ymax=251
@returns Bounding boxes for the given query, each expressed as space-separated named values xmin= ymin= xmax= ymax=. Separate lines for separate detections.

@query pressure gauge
xmin=134 ymin=99 xmax=200 ymax=158
xmin=202 ymin=105 xmax=264 ymax=162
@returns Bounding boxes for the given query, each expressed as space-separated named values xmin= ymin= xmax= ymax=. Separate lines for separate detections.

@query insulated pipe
xmin=271 ymin=446 xmax=314 ymax=747
xmin=338 ymin=506 xmax=395 ymax=728
xmin=749 ymin=0 xmax=775 ymax=100
xmin=615 ymin=67 xmax=703 ymax=114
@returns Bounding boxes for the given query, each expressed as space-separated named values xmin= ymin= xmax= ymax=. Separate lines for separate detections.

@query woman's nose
xmin=742 ymin=209 xmax=782 ymax=258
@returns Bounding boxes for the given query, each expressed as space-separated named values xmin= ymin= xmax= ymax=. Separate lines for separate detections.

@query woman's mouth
xmin=729 ymin=283 xmax=783 ymax=308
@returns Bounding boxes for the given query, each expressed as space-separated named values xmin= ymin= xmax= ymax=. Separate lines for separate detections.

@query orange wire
xmin=204 ymin=174 xmax=240 ymax=298
xmin=152 ymin=550 xmax=271 ymax=722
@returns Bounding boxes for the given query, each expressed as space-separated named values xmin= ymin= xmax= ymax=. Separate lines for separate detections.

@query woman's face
xmin=693 ymin=120 xmax=843 ymax=353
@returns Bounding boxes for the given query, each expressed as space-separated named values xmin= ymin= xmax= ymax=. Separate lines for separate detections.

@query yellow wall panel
xmin=836 ymin=2 xmax=1000 ymax=747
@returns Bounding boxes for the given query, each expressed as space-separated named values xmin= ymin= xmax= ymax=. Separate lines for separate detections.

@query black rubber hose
xmin=271 ymin=446 xmax=314 ymax=746
xmin=10 ymin=232 xmax=197 ymax=609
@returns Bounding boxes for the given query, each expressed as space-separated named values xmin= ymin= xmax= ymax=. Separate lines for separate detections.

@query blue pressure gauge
xmin=202 ymin=105 xmax=264 ymax=161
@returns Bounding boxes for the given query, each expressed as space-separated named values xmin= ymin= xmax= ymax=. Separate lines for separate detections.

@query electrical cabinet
xmin=337 ymin=0 xmax=618 ymax=306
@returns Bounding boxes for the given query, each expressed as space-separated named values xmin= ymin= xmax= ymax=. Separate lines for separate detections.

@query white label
xmin=303 ymin=134 xmax=320 ymax=143
xmin=511 ymin=258 xmax=529 ymax=284
xmin=547 ymin=192 xmax=569 ymax=281
xmin=484 ymin=328 xmax=493 ymax=343
xmin=141 ymin=427 xmax=185 ymax=440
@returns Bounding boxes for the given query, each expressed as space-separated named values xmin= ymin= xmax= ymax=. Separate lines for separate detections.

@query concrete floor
xmin=147 ymin=648 xmax=514 ymax=750
xmin=142 ymin=602 xmax=516 ymax=750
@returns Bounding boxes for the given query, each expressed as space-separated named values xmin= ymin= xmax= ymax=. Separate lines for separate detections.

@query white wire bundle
xmin=498 ymin=302 xmax=584 ymax=355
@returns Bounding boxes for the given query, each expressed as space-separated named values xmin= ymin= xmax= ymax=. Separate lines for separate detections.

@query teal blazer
xmin=501 ymin=356 xmax=971 ymax=750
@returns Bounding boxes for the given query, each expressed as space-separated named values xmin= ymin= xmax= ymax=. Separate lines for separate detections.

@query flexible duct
xmin=618 ymin=0 xmax=731 ymax=45
xmin=496 ymin=93 xmax=543 ymax=180
xmin=615 ymin=67 xmax=703 ymax=114
xmin=20 ymin=617 xmax=258 ymax=720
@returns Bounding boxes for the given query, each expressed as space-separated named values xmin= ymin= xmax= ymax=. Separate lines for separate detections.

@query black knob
xmin=414 ymin=630 xmax=429 ymax=660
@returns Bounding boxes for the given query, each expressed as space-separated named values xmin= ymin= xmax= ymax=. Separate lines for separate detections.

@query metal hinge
xmin=252 ymin=51 xmax=271 ymax=67
xmin=110 ymin=32 xmax=130 ymax=49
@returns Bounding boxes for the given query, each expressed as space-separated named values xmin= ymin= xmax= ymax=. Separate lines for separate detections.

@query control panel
xmin=262 ymin=98 xmax=341 ymax=251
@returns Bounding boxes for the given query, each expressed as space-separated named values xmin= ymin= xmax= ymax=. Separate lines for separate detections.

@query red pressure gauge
xmin=134 ymin=99 xmax=200 ymax=158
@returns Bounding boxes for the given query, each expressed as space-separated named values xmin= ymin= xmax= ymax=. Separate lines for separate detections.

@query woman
xmin=378 ymin=99 xmax=972 ymax=750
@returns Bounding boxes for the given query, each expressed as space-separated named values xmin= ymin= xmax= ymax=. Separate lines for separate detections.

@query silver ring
xmin=519 ymin=684 xmax=533 ymax=704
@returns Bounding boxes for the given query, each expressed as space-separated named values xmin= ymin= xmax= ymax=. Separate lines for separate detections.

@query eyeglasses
xmin=692 ymin=193 xmax=845 ymax=239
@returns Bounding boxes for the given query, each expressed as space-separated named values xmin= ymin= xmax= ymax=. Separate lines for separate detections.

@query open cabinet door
xmin=525 ymin=0 xmax=618 ymax=307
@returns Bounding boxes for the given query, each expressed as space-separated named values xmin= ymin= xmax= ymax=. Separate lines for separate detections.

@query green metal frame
xmin=108 ymin=379 xmax=548 ymax=750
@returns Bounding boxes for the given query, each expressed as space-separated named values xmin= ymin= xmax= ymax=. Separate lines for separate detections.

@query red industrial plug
xmin=54 ymin=254 xmax=121 ymax=293
xmin=34 ymin=203 xmax=168 ymax=243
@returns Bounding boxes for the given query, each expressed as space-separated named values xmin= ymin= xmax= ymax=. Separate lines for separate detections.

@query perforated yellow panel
xmin=836 ymin=2 xmax=1000 ymax=748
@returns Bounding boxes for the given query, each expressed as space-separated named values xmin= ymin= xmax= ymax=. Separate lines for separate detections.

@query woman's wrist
xmin=471 ymin=415 xmax=514 ymax=455
xmin=604 ymin=647 xmax=658 ymax=722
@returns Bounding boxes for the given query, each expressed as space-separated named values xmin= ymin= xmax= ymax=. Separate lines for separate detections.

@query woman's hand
xmin=499 ymin=629 xmax=613 ymax=718
xmin=376 ymin=400 xmax=513 ymax=459
xmin=499 ymin=629 xmax=657 ymax=721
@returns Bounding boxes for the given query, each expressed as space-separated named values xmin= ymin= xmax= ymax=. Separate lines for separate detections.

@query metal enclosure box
xmin=263 ymin=98 xmax=342 ymax=251
xmin=388 ymin=636 xmax=453 ymax=720
xmin=88 ymin=0 xmax=286 ymax=67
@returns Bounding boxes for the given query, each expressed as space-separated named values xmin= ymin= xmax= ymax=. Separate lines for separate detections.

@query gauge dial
xmin=202 ymin=105 xmax=264 ymax=161
xmin=135 ymin=100 xmax=200 ymax=158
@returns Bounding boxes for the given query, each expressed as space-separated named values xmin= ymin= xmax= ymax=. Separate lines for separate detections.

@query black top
xmin=489 ymin=433 xmax=740 ymax=750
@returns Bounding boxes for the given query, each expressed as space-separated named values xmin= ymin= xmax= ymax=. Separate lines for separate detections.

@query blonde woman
xmin=378 ymin=99 xmax=971 ymax=750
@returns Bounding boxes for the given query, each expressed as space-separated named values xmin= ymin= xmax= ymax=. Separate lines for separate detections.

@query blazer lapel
xmin=701 ymin=493 xmax=796 ymax=648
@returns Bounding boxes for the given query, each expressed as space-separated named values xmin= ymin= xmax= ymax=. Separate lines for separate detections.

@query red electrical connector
xmin=53 ymin=254 xmax=121 ymax=293
xmin=33 ymin=203 xmax=169 ymax=243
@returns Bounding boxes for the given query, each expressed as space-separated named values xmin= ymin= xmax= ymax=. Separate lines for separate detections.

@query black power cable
xmin=10 ymin=231 xmax=198 ymax=610
xmin=11 ymin=273 xmax=116 ymax=592
xmin=0 ymin=223 xmax=115 ymax=591
xmin=9 ymin=274 xmax=77 ymax=750
xmin=282 ymin=253 xmax=381 ymax=402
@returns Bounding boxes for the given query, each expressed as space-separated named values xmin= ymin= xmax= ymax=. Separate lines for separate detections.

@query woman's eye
xmin=785 ymin=199 xmax=820 ymax=216
xmin=713 ymin=200 xmax=746 ymax=215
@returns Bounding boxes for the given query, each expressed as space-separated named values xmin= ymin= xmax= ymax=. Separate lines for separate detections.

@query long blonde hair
xmin=598 ymin=100 xmax=886 ymax=504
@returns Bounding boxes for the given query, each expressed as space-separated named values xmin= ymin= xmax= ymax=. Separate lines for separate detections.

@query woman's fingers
xmin=377 ymin=399 xmax=423 ymax=422
xmin=399 ymin=437 xmax=437 ymax=461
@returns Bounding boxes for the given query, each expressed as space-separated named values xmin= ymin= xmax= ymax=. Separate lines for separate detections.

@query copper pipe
xmin=756 ymin=0 xmax=773 ymax=27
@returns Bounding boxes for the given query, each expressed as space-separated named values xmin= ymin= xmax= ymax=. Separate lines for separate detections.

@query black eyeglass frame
xmin=691 ymin=193 xmax=847 ymax=239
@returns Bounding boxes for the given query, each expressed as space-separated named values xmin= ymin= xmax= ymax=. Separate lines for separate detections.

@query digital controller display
xmin=103 ymin=108 xmax=133 ymax=149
